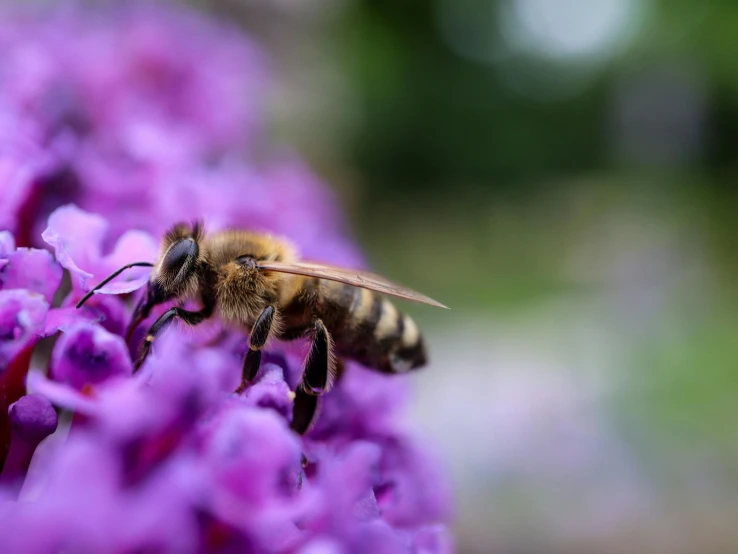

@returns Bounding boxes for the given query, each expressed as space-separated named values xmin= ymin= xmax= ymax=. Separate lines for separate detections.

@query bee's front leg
xmin=237 ymin=305 xmax=278 ymax=392
xmin=134 ymin=307 xmax=210 ymax=371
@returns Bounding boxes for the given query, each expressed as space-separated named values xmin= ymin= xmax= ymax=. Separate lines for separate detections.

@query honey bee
xmin=77 ymin=222 xmax=446 ymax=434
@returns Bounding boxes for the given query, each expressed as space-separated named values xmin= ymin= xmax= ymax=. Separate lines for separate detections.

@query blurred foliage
xmin=327 ymin=0 xmax=738 ymax=197
xmin=334 ymin=0 xmax=606 ymax=196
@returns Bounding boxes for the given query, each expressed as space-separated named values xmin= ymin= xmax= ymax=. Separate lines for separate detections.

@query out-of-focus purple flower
xmin=0 ymin=231 xmax=62 ymax=302
xmin=50 ymin=322 xmax=133 ymax=390
xmin=0 ymin=289 xmax=48 ymax=371
xmin=0 ymin=290 xmax=48 ymax=496
xmin=0 ymin=394 xmax=57 ymax=496
xmin=0 ymin=2 xmax=453 ymax=552
xmin=42 ymin=204 xmax=157 ymax=297
xmin=0 ymin=115 xmax=56 ymax=245
xmin=0 ymin=4 xmax=267 ymax=151
xmin=0 ymin=2 xmax=268 ymax=245
xmin=240 ymin=363 xmax=296 ymax=421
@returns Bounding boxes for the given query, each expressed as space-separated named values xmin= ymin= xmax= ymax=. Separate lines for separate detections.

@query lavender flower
xmin=0 ymin=3 xmax=452 ymax=552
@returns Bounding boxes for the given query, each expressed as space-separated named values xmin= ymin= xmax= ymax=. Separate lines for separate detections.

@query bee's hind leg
xmin=294 ymin=356 xmax=346 ymax=486
xmin=237 ymin=305 xmax=277 ymax=392
xmin=291 ymin=388 xmax=319 ymax=436
xmin=291 ymin=360 xmax=346 ymax=436
xmin=290 ymin=319 xmax=340 ymax=435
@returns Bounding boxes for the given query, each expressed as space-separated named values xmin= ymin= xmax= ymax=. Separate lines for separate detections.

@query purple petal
xmin=319 ymin=441 xmax=382 ymax=528
xmin=0 ymin=246 xmax=63 ymax=303
xmin=41 ymin=204 xmax=106 ymax=285
xmin=44 ymin=306 xmax=99 ymax=335
xmin=0 ymin=436 xmax=125 ymax=553
xmin=0 ymin=231 xmax=15 ymax=259
xmin=297 ymin=539 xmax=345 ymax=554
xmin=375 ymin=437 xmax=454 ymax=528
xmin=203 ymin=406 xmax=302 ymax=503
xmin=26 ymin=370 xmax=97 ymax=415
xmin=241 ymin=363 xmax=294 ymax=421
xmin=201 ymin=405 xmax=305 ymax=550
xmin=115 ymin=455 xmax=202 ymax=552
xmin=50 ymin=293 xmax=130 ymax=337
xmin=50 ymin=322 xmax=133 ymax=390
xmin=94 ymin=230 xmax=156 ymax=294
xmin=350 ymin=520 xmax=409 ymax=554
xmin=42 ymin=204 xmax=156 ymax=296
xmin=308 ymin=363 xmax=410 ymax=440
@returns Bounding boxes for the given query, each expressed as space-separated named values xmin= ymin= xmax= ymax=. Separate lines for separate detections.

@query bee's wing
xmin=256 ymin=260 xmax=448 ymax=309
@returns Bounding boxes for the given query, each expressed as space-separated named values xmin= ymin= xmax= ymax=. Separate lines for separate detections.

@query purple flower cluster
xmin=0 ymin=3 xmax=452 ymax=553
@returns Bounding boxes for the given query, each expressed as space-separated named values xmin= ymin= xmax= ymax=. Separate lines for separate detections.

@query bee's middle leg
xmin=237 ymin=305 xmax=277 ymax=392
xmin=302 ymin=319 xmax=336 ymax=394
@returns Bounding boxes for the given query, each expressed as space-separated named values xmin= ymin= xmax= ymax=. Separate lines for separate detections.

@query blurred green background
xmin=204 ymin=0 xmax=738 ymax=551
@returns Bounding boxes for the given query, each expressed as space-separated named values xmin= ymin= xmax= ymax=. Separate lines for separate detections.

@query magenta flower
xmin=0 ymin=2 xmax=452 ymax=552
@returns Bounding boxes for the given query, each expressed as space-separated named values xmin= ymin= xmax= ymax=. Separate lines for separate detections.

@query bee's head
xmin=75 ymin=221 xmax=207 ymax=340
xmin=133 ymin=222 xmax=203 ymax=320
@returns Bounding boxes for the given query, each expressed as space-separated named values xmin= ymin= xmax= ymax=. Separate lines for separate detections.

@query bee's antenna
xmin=76 ymin=262 xmax=154 ymax=309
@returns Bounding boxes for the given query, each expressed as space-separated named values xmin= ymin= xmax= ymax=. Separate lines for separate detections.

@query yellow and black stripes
xmin=314 ymin=280 xmax=427 ymax=375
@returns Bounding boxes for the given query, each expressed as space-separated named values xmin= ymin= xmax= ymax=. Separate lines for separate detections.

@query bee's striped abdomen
xmin=319 ymin=280 xmax=427 ymax=374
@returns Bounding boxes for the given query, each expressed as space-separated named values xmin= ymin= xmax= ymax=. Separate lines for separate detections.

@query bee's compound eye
xmin=163 ymin=238 xmax=198 ymax=273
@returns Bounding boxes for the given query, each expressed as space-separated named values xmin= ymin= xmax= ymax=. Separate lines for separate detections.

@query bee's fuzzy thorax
xmin=199 ymin=230 xmax=299 ymax=328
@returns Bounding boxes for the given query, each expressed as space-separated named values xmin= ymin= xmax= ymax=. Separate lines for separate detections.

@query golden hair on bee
xmin=77 ymin=221 xmax=447 ymax=435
